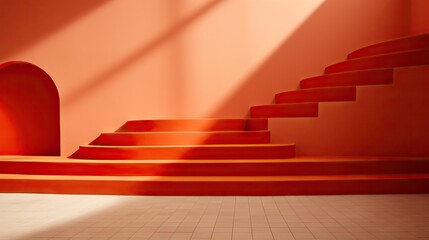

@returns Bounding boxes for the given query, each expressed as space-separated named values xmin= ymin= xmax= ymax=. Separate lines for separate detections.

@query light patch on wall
xmin=178 ymin=0 xmax=326 ymax=117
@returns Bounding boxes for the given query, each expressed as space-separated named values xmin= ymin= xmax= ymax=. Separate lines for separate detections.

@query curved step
xmin=348 ymin=34 xmax=429 ymax=59
xmin=1 ymin=157 xmax=428 ymax=176
xmin=1 ymin=173 xmax=428 ymax=195
xmin=98 ymin=131 xmax=271 ymax=146
xmin=300 ymin=69 xmax=393 ymax=89
xmin=325 ymin=49 xmax=429 ymax=74
xmin=77 ymin=144 xmax=296 ymax=160
xmin=250 ymin=103 xmax=318 ymax=118
xmin=118 ymin=119 xmax=246 ymax=132
xmin=275 ymin=86 xmax=356 ymax=104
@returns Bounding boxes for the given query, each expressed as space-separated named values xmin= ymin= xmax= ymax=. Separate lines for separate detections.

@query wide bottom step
xmin=1 ymin=157 xmax=429 ymax=176
xmin=77 ymin=144 xmax=295 ymax=160
xmin=1 ymin=174 xmax=428 ymax=196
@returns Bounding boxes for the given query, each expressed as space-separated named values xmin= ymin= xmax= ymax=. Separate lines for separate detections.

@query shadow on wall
xmin=0 ymin=0 xmax=407 ymax=155
xmin=0 ymin=0 xmax=109 ymax=59
xmin=62 ymin=0 xmax=224 ymax=107
xmin=57 ymin=0 xmax=407 ymax=115
xmin=61 ymin=0 xmax=406 ymax=155
xmin=208 ymin=0 xmax=407 ymax=118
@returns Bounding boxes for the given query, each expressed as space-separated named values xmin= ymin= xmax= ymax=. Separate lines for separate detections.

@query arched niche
xmin=0 ymin=61 xmax=60 ymax=155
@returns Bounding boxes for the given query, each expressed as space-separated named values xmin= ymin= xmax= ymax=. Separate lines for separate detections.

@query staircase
xmin=1 ymin=34 xmax=429 ymax=195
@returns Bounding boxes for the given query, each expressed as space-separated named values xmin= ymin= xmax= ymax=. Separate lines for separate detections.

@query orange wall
xmin=0 ymin=0 xmax=408 ymax=155
xmin=409 ymin=0 xmax=429 ymax=34
xmin=270 ymin=66 xmax=429 ymax=157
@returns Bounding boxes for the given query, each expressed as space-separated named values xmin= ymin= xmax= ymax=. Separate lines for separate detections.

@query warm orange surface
xmin=117 ymin=119 xmax=248 ymax=132
xmin=410 ymin=0 xmax=429 ymax=34
xmin=99 ymin=130 xmax=270 ymax=145
xmin=0 ymin=154 xmax=427 ymax=195
xmin=1 ymin=173 xmax=429 ymax=181
xmin=0 ymin=0 xmax=409 ymax=155
xmin=348 ymin=34 xmax=429 ymax=59
xmin=1 ymin=155 xmax=428 ymax=163
xmin=325 ymin=49 xmax=429 ymax=73
xmin=2 ymin=155 xmax=428 ymax=177
xmin=251 ymin=103 xmax=319 ymax=118
xmin=77 ymin=144 xmax=296 ymax=160
xmin=300 ymin=68 xmax=394 ymax=89
xmin=275 ymin=86 xmax=356 ymax=104
xmin=271 ymin=65 xmax=429 ymax=156
xmin=0 ymin=62 xmax=60 ymax=156
xmin=0 ymin=173 xmax=428 ymax=196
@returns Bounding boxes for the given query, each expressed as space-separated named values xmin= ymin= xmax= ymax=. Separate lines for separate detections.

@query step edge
xmin=348 ymin=33 xmax=429 ymax=58
xmin=101 ymin=130 xmax=270 ymax=135
xmin=1 ymin=173 xmax=428 ymax=181
xmin=326 ymin=48 xmax=429 ymax=70
xmin=79 ymin=143 xmax=296 ymax=148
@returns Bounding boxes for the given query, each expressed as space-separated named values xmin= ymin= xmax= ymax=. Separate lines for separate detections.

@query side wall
xmin=409 ymin=0 xmax=429 ymax=34
xmin=0 ymin=0 xmax=408 ymax=155
xmin=270 ymin=66 xmax=429 ymax=157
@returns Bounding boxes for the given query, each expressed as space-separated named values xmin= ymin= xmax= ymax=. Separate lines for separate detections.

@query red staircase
xmin=1 ymin=34 xmax=429 ymax=195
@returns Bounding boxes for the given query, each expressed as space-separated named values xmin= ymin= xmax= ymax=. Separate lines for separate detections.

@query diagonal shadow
xmin=0 ymin=1 xmax=417 ymax=239
xmin=0 ymin=0 xmax=109 ymax=60
xmin=208 ymin=0 xmax=407 ymax=118
xmin=63 ymin=0 xmax=224 ymax=107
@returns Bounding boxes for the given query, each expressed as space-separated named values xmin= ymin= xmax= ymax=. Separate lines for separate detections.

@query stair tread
xmin=275 ymin=86 xmax=356 ymax=103
xmin=1 ymin=156 xmax=427 ymax=164
xmin=127 ymin=118 xmax=246 ymax=121
xmin=325 ymin=48 xmax=429 ymax=74
xmin=279 ymin=85 xmax=355 ymax=92
xmin=81 ymin=143 xmax=294 ymax=148
xmin=251 ymin=103 xmax=320 ymax=108
xmin=318 ymin=67 xmax=394 ymax=76
xmin=300 ymin=68 xmax=394 ymax=89
xmin=118 ymin=119 xmax=252 ymax=132
xmin=1 ymin=173 xmax=428 ymax=181
xmin=106 ymin=130 xmax=270 ymax=134
xmin=347 ymin=48 xmax=429 ymax=60
xmin=348 ymin=33 xmax=429 ymax=59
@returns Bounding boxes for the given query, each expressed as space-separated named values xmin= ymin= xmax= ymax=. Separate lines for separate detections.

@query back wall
xmin=0 ymin=0 xmax=408 ymax=155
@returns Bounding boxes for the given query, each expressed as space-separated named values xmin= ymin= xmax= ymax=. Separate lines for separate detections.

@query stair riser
xmin=98 ymin=132 xmax=271 ymax=146
xmin=300 ymin=69 xmax=394 ymax=89
xmin=118 ymin=119 xmax=247 ymax=132
xmin=1 ymin=178 xmax=428 ymax=195
xmin=275 ymin=87 xmax=356 ymax=104
xmin=325 ymin=50 xmax=429 ymax=74
xmin=250 ymin=103 xmax=318 ymax=118
xmin=78 ymin=145 xmax=296 ymax=160
xmin=348 ymin=34 xmax=429 ymax=59
xmin=1 ymin=160 xmax=428 ymax=176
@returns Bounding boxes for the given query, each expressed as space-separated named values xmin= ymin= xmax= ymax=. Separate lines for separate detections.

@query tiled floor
xmin=0 ymin=194 xmax=428 ymax=240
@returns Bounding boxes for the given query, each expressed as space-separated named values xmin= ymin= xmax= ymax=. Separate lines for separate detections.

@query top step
xmin=117 ymin=119 xmax=268 ymax=132
xmin=348 ymin=34 xmax=429 ymax=59
xmin=325 ymin=49 xmax=429 ymax=74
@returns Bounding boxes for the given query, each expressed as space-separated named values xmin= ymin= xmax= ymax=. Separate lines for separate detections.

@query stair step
xmin=250 ymin=103 xmax=318 ymax=118
xmin=325 ymin=49 xmax=429 ymax=74
xmin=98 ymin=131 xmax=271 ymax=145
xmin=117 ymin=119 xmax=248 ymax=132
xmin=348 ymin=34 xmax=429 ymax=59
xmin=1 ymin=157 xmax=428 ymax=176
xmin=275 ymin=86 xmax=356 ymax=104
xmin=300 ymin=69 xmax=394 ymax=89
xmin=1 ymin=173 xmax=428 ymax=195
xmin=77 ymin=144 xmax=296 ymax=160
